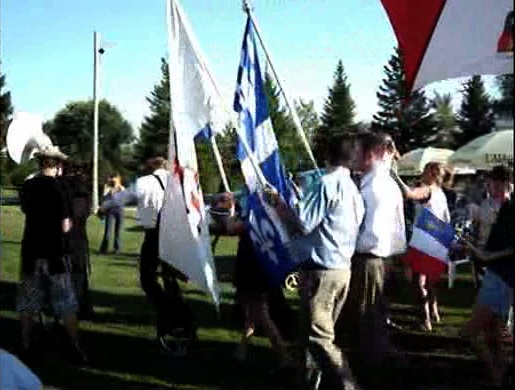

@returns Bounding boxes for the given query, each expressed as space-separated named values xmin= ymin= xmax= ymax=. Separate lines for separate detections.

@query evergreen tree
xmin=313 ymin=60 xmax=356 ymax=164
xmin=135 ymin=58 xmax=171 ymax=162
xmin=456 ymin=75 xmax=495 ymax=145
xmin=0 ymin=73 xmax=13 ymax=184
xmin=135 ymin=58 xmax=222 ymax=192
xmin=216 ymin=123 xmax=244 ymax=190
xmin=372 ymin=47 xmax=437 ymax=153
xmin=0 ymin=74 xmax=13 ymax=150
xmin=493 ymin=74 xmax=513 ymax=118
xmin=430 ymin=92 xmax=459 ymax=149
xmin=263 ymin=73 xmax=306 ymax=172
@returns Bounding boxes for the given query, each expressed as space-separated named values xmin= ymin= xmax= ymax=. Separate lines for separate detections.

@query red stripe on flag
xmin=403 ymin=247 xmax=447 ymax=281
xmin=380 ymin=0 xmax=446 ymax=93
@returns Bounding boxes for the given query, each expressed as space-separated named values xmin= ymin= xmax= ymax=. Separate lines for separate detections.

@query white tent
xmin=397 ymin=147 xmax=454 ymax=176
xmin=448 ymin=129 xmax=513 ymax=170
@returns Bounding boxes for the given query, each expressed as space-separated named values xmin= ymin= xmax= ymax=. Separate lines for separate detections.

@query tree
xmin=0 ymin=73 xmax=13 ymax=148
xmin=313 ymin=60 xmax=356 ymax=164
xmin=215 ymin=123 xmax=244 ymax=191
xmin=456 ymin=75 xmax=495 ymax=145
xmin=263 ymin=73 xmax=306 ymax=172
xmin=372 ymin=47 xmax=437 ymax=153
xmin=135 ymin=58 xmax=171 ymax=162
xmin=45 ymin=99 xmax=134 ymax=180
xmin=493 ymin=74 xmax=513 ymax=118
xmin=294 ymin=99 xmax=320 ymax=144
xmin=135 ymin=58 xmax=228 ymax=193
xmin=430 ymin=92 xmax=459 ymax=149
xmin=0 ymin=73 xmax=13 ymax=183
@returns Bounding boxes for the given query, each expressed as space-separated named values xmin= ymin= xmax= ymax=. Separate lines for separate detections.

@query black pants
xmin=139 ymin=227 xmax=196 ymax=338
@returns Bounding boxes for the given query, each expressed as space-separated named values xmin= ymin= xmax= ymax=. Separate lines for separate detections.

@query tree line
xmin=1 ymin=47 xmax=513 ymax=192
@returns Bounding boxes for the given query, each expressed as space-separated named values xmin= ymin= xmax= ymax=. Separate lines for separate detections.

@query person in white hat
xmin=17 ymin=147 xmax=86 ymax=365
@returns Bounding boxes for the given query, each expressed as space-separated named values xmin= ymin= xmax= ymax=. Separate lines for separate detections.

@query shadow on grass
xmin=0 ymin=316 xmax=281 ymax=390
xmin=0 ymin=280 xmax=241 ymax=334
xmin=0 ymin=239 xmax=21 ymax=247
xmin=125 ymin=225 xmax=145 ymax=233
xmin=214 ymin=255 xmax=236 ymax=283
xmin=0 ymin=280 xmax=489 ymax=389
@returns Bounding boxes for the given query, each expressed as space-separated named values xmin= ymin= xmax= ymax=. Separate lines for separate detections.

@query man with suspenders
xmin=99 ymin=157 xmax=197 ymax=355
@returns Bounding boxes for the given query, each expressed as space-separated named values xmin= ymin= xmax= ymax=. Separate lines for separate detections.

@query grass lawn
xmin=0 ymin=205 xmax=496 ymax=389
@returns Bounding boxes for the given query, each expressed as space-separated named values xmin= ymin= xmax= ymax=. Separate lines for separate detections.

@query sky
xmin=1 ymin=0 xmax=498 ymax=133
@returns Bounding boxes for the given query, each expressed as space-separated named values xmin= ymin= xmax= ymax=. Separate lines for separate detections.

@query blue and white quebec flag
xmin=233 ymin=16 xmax=298 ymax=286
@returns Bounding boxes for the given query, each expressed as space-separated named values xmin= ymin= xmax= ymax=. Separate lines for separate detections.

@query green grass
xmin=0 ymin=186 xmax=19 ymax=200
xmin=0 ymin=205 xmax=494 ymax=389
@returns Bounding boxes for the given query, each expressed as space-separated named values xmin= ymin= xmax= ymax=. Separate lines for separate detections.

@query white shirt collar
xmin=153 ymin=168 xmax=168 ymax=176
xmin=327 ymin=165 xmax=351 ymax=176
xmin=361 ymin=161 xmax=390 ymax=189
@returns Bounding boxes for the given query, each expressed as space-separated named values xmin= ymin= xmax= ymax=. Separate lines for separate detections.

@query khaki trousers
xmin=298 ymin=268 xmax=354 ymax=389
xmin=346 ymin=254 xmax=392 ymax=368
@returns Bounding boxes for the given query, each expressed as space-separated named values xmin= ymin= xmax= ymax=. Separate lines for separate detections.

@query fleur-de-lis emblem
xmin=248 ymin=211 xmax=279 ymax=265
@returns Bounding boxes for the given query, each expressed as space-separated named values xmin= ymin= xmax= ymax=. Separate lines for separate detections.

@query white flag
xmin=159 ymin=0 xmax=223 ymax=308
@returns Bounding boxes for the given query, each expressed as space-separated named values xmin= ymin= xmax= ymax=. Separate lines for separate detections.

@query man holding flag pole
xmin=234 ymin=8 xmax=365 ymax=389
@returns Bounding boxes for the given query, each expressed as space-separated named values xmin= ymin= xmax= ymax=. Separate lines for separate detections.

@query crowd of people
xmin=3 ymin=130 xmax=513 ymax=390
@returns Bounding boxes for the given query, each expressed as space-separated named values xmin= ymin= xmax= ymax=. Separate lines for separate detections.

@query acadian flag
xmin=403 ymin=207 xmax=456 ymax=281
xmin=381 ymin=0 xmax=513 ymax=92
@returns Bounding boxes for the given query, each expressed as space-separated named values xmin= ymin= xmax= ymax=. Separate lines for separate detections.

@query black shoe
xmin=18 ymin=344 xmax=45 ymax=370
xmin=67 ymin=342 xmax=88 ymax=365
xmin=158 ymin=334 xmax=188 ymax=358
xmin=78 ymin=304 xmax=94 ymax=321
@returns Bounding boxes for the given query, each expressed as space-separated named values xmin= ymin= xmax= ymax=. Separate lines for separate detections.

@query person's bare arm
xmin=391 ymin=172 xmax=431 ymax=201
xmin=465 ymin=241 xmax=513 ymax=262
xmin=62 ymin=218 xmax=72 ymax=233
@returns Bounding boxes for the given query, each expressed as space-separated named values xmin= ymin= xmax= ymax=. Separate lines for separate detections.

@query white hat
xmin=33 ymin=145 xmax=68 ymax=160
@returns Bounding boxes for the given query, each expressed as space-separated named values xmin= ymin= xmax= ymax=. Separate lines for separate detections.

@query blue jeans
xmin=100 ymin=207 xmax=123 ymax=253
xmin=477 ymin=269 xmax=514 ymax=319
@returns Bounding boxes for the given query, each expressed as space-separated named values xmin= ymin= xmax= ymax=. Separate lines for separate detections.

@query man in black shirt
xmin=17 ymin=148 xmax=86 ymax=364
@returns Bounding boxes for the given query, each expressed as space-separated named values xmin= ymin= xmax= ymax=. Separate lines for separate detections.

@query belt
xmin=354 ymin=252 xmax=383 ymax=260
xmin=299 ymin=260 xmax=328 ymax=271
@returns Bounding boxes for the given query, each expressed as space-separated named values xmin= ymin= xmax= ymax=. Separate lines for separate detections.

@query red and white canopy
xmin=381 ymin=0 xmax=513 ymax=92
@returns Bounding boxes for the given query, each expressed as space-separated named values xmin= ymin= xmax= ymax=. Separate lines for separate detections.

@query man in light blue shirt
xmin=273 ymin=134 xmax=364 ymax=390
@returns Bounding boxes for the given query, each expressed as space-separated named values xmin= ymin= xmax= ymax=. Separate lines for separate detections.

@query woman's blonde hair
xmin=423 ymin=161 xmax=445 ymax=186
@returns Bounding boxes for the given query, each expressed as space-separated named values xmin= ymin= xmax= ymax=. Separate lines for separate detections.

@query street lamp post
xmin=92 ymin=31 xmax=105 ymax=212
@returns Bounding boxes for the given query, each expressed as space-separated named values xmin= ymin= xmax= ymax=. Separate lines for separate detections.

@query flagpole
xmin=210 ymin=136 xmax=231 ymax=192
xmin=233 ymin=119 xmax=271 ymax=189
xmin=166 ymin=0 xmax=177 ymax=164
xmin=92 ymin=31 xmax=101 ymax=211
xmin=242 ymin=0 xmax=320 ymax=175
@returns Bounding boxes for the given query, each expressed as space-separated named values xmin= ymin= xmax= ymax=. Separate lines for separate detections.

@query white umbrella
xmin=397 ymin=147 xmax=454 ymax=176
xmin=448 ymin=129 xmax=513 ymax=170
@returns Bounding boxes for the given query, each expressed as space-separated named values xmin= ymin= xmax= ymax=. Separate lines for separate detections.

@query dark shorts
xmin=16 ymin=259 xmax=78 ymax=317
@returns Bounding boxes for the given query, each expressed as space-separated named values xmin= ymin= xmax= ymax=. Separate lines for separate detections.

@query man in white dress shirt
xmin=136 ymin=157 xmax=197 ymax=351
xmin=99 ymin=157 xmax=196 ymax=353
xmin=346 ymin=131 xmax=407 ymax=375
